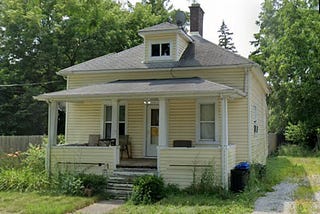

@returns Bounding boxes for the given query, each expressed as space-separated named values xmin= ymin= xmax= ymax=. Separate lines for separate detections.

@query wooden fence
xmin=0 ymin=135 xmax=44 ymax=153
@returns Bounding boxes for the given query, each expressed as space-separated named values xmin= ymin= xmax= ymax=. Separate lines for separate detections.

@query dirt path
xmin=74 ymin=200 xmax=124 ymax=214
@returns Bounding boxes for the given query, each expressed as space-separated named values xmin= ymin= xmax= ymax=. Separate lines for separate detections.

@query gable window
xmin=151 ymin=43 xmax=170 ymax=57
xmin=197 ymin=100 xmax=217 ymax=143
xmin=104 ymin=104 xmax=126 ymax=138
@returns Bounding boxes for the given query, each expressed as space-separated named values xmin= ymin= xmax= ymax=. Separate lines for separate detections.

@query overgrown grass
xmin=111 ymin=145 xmax=320 ymax=214
xmin=0 ymin=191 xmax=95 ymax=214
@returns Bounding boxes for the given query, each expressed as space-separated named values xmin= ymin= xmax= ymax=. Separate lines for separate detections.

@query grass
xmin=0 ymin=191 xmax=96 ymax=214
xmin=111 ymin=148 xmax=320 ymax=214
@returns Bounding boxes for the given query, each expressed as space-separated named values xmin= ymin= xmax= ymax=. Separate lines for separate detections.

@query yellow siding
xmin=168 ymin=99 xmax=196 ymax=146
xmin=67 ymin=68 xmax=246 ymax=91
xmin=159 ymin=147 xmax=222 ymax=188
xmin=228 ymin=99 xmax=249 ymax=162
xmin=66 ymin=102 xmax=101 ymax=145
xmin=50 ymin=146 xmax=116 ymax=175
xmin=176 ymin=34 xmax=189 ymax=60
xmin=228 ymin=145 xmax=236 ymax=172
xmin=127 ymin=100 xmax=145 ymax=158
xmin=250 ymin=71 xmax=268 ymax=164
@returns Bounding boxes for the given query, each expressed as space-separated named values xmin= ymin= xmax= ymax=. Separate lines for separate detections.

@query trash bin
xmin=231 ymin=162 xmax=250 ymax=192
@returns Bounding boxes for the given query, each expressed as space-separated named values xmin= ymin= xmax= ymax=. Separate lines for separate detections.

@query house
xmin=35 ymin=4 xmax=268 ymax=189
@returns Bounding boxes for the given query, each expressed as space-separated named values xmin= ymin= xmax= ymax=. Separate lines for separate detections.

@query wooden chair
xmin=119 ymin=135 xmax=131 ymax=158
xmin=88 ymin=134 xmax=100 ymax=146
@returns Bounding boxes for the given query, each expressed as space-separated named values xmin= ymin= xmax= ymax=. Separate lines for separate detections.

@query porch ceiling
xmin=34 ymin=77 xmax=246 ymax=101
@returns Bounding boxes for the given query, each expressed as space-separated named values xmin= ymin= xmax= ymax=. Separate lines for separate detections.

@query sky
xmin=127 ymin=0 xmax=265 ymax=58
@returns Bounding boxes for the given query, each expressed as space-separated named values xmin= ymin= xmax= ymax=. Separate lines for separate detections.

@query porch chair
xmin=88 ymin=134 xmax=100 ymax=146
xmin=119 ymin=135 xmax=131 ymax=158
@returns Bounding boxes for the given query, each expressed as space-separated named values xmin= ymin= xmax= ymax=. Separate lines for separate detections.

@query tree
xmin=217 ymin=20 xmax=237 ymax=53
xmin=250 ymin=0 xmax=320 ymax=148
xmin=0 ymin=0 xmax=171 ymax=135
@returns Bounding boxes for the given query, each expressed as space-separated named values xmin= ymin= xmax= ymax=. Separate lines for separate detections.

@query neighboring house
xmin=35 ymin=4 xmax=268 ymax=189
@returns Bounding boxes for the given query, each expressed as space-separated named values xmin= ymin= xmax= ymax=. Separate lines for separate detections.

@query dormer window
xmin=151 ymin=43 xmax=170 ymax=57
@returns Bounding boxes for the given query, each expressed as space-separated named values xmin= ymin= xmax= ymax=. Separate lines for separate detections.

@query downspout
xmin=246 ymin=68 xmax=252 ymax=162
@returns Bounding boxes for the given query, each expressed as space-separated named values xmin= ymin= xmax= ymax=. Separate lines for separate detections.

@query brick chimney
xmin=189 ymin=3 xmax=204 ymax=37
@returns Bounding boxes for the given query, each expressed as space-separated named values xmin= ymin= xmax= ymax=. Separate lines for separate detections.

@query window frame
xmin=150 ymin=41 xmax=172 ymax=60
xmin=196 ymin=98 xmax=218 ymax=144
xmin=101 ymin=102 xmax=127 ymax=139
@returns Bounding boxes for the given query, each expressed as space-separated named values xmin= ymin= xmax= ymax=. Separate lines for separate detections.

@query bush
xmin=22 ymin=144 xmax=45 ymax=172
xmin=131 ymin=175 xmax=165 ymax=204
xmin=54 ymin=173 xmax=84 ymax=196
xmin=285 ymin=122 xmax=308 ymax=145
xmin=77 ymin=173 xmax=108 ymax=196
xmin=277 ymin=144 xmax=310 ymax=157
xmin=0 ymin=168 xmax=50 ymax=192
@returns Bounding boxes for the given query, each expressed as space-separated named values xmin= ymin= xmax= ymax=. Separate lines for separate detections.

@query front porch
xmin=37 ymin=77 xmax=245 ymax=189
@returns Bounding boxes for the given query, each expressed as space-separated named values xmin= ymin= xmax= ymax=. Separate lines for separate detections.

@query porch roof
xmin=34 ymin=77 xmax=246 ymax=101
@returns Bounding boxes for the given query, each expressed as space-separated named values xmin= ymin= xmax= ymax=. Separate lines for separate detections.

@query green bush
xmin=54 ymin=173 xmax=84 ymax=196
xmin=22 ymin=144 xmax=45 ymax=172
xmin=285 ymin=122 xmax=308 ymax=145
xmin=131 ymin=175 xmax=165 ymax=204
xmin=0 ymin=168 xmax=50 ymax=192
xmin=77 ymin=173 xmax=108 ymax=196
xmin=277 ymin=144 xmax=310 ymax=157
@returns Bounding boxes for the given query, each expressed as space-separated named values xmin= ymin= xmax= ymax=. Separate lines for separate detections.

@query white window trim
xmin=149 ymin=40 xmax=173 ymax=61
xmin=100 ymin=101 xmax=127 ymax=138
xmin=196 ymin=98 xmax=219 ymax=144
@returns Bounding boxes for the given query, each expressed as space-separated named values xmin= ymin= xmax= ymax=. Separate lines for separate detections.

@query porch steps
xmin=107 ymin=168 xmax=157 ymax=200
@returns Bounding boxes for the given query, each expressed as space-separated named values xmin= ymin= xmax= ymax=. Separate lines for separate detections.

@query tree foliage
xmin=250 ymin=0 xmax=320 ymax=147
xmin=217 ymin=20 xmax=237 ymax=53
xmin=0 ymin=0 xmax=171 ymax=135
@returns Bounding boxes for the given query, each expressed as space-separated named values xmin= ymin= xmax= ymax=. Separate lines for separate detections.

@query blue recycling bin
xmin=231 ymin=162 xmax=250 ymax=192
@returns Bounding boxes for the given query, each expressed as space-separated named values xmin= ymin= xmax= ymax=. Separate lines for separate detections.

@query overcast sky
xmin=127 ymin=0 xmax=265 ymax=58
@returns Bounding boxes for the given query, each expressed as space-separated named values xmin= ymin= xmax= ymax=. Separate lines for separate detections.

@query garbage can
xmin=231 ymin=162 xmax=250 ymax=192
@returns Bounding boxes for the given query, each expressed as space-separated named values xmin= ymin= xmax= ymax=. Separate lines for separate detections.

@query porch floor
xmin=117 ymin=158 xmax=157 ymax=169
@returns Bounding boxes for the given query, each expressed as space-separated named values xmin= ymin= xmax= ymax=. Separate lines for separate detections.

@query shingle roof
xmin=59 ymin=35 xmax=256 ymax=75
xmin=139 ymin=22 xmax=180 ymax=32
xmin=35 ymin=77 xmax=245 ymax=101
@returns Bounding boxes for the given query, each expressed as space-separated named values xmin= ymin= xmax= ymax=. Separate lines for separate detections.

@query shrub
xmin=165 ymin=183 xmax=181 ymax=195
xmin=277 ymin=144 xmax=310 ymax=157
xmin=54 ymin=173 xmax=84 ymax=196
xmin=22 ymin=144 xmax=45 ymax=172
xmin=0 ymin=168 xmax=50 ymax=192
xmin=285 ymin=122 xmax=308 ymax=145
xmin=77 ymin=173 xmax=108 ymax=196
xmin=131 ymin=175 xmax=165 ymax=204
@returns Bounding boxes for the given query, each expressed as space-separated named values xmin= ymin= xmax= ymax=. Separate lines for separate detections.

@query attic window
xmin=151 ymin=43 xmax=170 ymax=57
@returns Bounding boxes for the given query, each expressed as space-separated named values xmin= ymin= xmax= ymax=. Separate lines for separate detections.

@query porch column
xmin=159 ymin=98 xmax=168 ymax=147
xmin=46 ymin=101 xmax=58 ymax=174
xmin=111 ymin=99 xmax=120 ymax=165
xmin=221 ymin=97 xmax=229 ymax=189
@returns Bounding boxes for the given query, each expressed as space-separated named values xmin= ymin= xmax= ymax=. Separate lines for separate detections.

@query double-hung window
xmin=198 ymin=101 xmax=216 ymax=143
xmin=104 ymin=104 xmax=126 ymax=138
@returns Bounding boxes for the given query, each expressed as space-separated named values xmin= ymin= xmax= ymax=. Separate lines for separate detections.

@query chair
xmin=88 ymin=134 xmax=100 ymax=146
xmin=119 ymin=135 xmax=131 ymax=158
xmin=173 ymin=140 xmax=192 ymax=147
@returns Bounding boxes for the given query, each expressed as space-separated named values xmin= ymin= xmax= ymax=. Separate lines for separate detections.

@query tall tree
xmin=0 ymin=0 xmax=170 ymax=135
xmin=250 ymin=0 xmax=320 ymax=148
xmin=217 ymin=20 xmax=237 ymax=53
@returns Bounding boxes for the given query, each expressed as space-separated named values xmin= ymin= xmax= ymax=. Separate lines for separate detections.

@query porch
xmin=37 ymin=77 xmax=245 ymax=189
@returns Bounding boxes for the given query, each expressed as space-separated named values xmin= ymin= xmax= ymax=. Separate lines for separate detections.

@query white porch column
xmin=221 ymin=97 xmax=229 ymax=189
xmin=159 ymin=98 xmax=168 ymax=147
xmin=46 ymin=101 xmax=58 ymax=174
xmin=111 ymin=99 xmax=120 ymax=164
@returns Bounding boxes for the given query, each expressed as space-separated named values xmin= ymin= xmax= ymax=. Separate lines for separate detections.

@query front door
xmin=146 ymin=105 xmax=159 ymax=157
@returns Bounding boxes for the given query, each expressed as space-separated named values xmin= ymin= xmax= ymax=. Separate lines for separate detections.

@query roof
xmin=139 ymin=22 xmax=180 ymax=33
xmin=58 ymin=35 xmax=256 ymax=75
xmin=34 ymin=77 xmax=246 ymax=101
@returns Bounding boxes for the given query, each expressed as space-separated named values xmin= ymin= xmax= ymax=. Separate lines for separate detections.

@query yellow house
xmin=35 ymin=4 xmax=268 ymax=189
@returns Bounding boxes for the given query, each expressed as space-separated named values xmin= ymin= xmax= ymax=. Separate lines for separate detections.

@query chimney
xmin=189 ymin=3 xmax=204 ymax=37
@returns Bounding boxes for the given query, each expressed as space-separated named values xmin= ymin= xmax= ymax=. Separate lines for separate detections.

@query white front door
xmin=146 ymin=105 xmax=159 ymax=157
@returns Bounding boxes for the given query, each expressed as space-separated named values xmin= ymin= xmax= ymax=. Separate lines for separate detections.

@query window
xmin=151 ymin=43 xmax=170 ymax=57
xmin=198 ymin=103 xmax=216 ymax=142
xmin=104 ymin=106 xmax=112 ymax=139
xmin=104 ymin=105 xmax=126 ymax=138
xmin=253 ymin=105 xmax=258 ymax=134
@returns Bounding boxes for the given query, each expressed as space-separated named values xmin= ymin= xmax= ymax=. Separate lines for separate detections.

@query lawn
xmin=111 ymin=153 xmax=320 ymax=214
xmin=0 ymin=191 xmax=96 ymax=214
